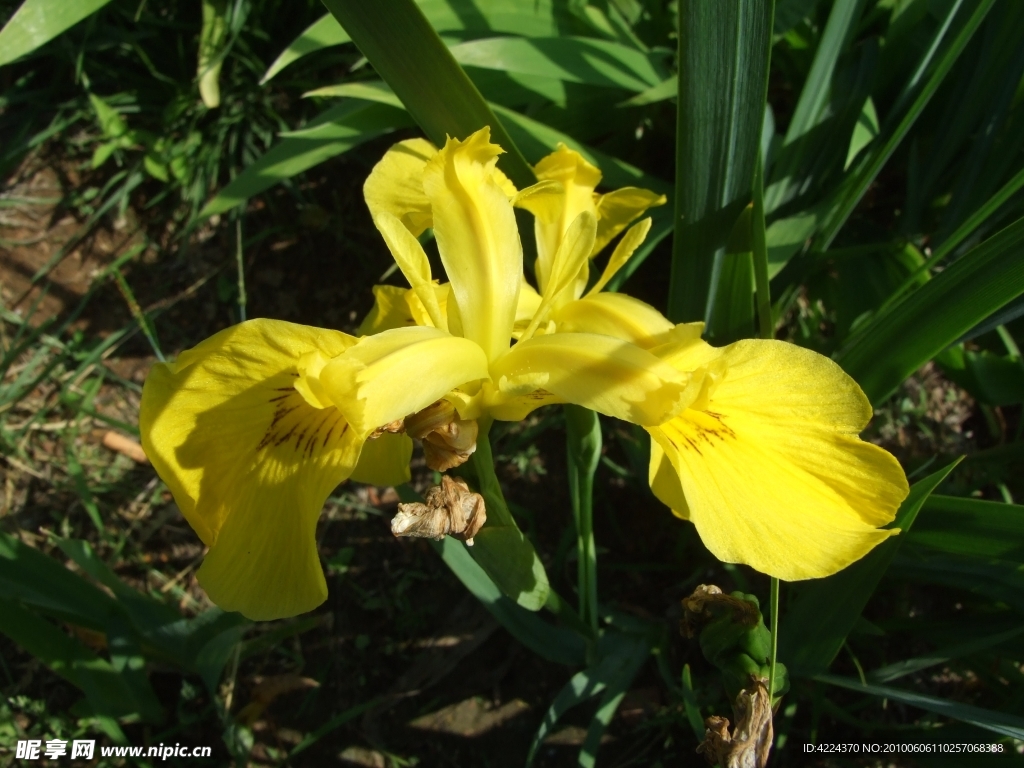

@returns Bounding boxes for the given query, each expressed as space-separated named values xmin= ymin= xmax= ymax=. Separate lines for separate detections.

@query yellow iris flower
xmin=140 ymin=129 xmax=697 ymax=620
xmin=140 ymin=128 xmax=908 ymax=622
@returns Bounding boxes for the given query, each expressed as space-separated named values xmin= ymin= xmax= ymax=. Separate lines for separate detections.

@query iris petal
xmin=491 ymin=332 xmax=696 ymax=426
xmin=320 ymin=325 xmax=490 ymax=436
xmin=422 ymin=129 xmax=522 ymax=361
xmin=552 ymin=292 xmax=675 ymax=349
xmin=139 ymin=319 xmax=360 ymax=620
xmin=648 ymin=339 xmax=909 ymax=580
xmin=363 ymin=137 xmax=437 ymax=236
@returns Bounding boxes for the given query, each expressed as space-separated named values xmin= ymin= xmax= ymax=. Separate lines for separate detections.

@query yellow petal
xmin=422 ymin=128 xmax=521 ymax=362
xmin=139 ymin=319 xmax=360 ymax=620
xmin=528 ymin=145 xmax=601 ymax=293
xmin=552 ymin=292 xmax=675 ymax=349
xmin=349 ymin=431 xmax=413 ymax=486
xmin=373 ymin=211 xmax=447 ymax=331
xmin=491 ymin=332 xmax=696 ymax=426
xmin=520 ymin=211 xmax=597 ymax=341
xmin=320 ymin=325 xmax=490 ymax=436
xmin=515 ymin=276 xmax=542 ymax=325
xmin=588 ymin=217 xmax=652 ymax=295
xmin=358 ymin=284 xmax=416 ymax=336
xmin=363 ymin=137 xmax=437 ymax=237
xmin=649 ymin=339 xmax=909 ymax=580
xmin=593 ymin=187 xmax=666 ymax=255
xmin=649 ymin=440 xmax=689 ymax=519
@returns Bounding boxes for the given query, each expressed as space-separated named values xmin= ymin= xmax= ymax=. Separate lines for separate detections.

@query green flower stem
xmin=469 ymin=418 xmax=516 ymax=528
xmin=564 ymin=404 xmax=601 ymax=634
xmin=768 ymin=576 xmax=780 ymax=698
xmin=470 ymin=420 xmax=595 ymax=641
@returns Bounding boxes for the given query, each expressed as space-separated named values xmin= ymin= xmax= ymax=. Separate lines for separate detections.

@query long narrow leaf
xmin=321 ymin=0 xmax=534 ymax=187
xmin=814 ymin=0 xmax=996 ymax=249
xmin=668 ymin=0 xmax=774 ymax=336
xmin=200 ymin=102 xmax=409 ymax=217
xmin=0 ymin=0 xmax=115 ymax=67
xmin=431 ymin=537 xmax=585 ymax=666
xmin=836 ymin=216 xmax=1024 ymax=404
xmin=816 ymin=674 xmax=1024 ymax=740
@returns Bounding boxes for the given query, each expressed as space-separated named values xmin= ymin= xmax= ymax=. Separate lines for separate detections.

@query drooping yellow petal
xmin=349 ymin=431 xmax=413 ymax=486
xmin=648 ymin=339 xmax=909 ymax=581
xmin=139 ymin=319 xmax=361 ymax=620
xmin=373 ymin=211 xmax=447 ymax=331
xmin=491 ymin=332 xmax=697 ymax=426
xmin=320 ymin=325 xmax=490 ymax=436
xmin=363 ymin=137 xmax=437 ymax=237
xmin=588 ymin=217 xmax=652 ymax=296
xmin=422 ymin=128 xmax=521 ymax=362
xmin=649 ymin=440 xmax=689 ymax=519
xmin=593 ymin=187 xmax=666 ymax=256
xmin=358 ymin=284 xmax=416 ymax=336
xmin=552 ymin=292 xmax=675 ymax=349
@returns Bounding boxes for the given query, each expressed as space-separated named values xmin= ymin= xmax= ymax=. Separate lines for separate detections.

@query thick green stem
xmin=468 ymin=419 xmax=515 ymax=527
xmin=564 ymin=405 xmax=601 ymax=634
xmin=469 ymin=420 xmax=593 ymax=638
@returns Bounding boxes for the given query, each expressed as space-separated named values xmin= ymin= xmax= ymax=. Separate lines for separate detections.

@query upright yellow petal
xmin=358 ymin=284 xmax=417 ymax=336
xmin=520 ymin=211 xmax=597 ymax=341
xmin=491 ymin=332 xmax=697 ymax=426
xmin=363 ymin=137 xmax=437 ymax=236
xmin=139 ymin=319 xmax=361 ymax=620
xmin=422 ymin=128 xmax=521 ymax=361
xmin=373 ymin=211 xmax=447 ymax=331
xmin=588 ymin=217 xmax=652 ymax=295
xmin=319 ymin=325 xmax=490 ymax=436
xmin=363 ymin=136 xmax=516 ymax=240
xmin=649 ymin=339 xmax=909 ymax=580
xmin=527 ymin=145 xmax=601 ymax=293
xmin=593 ymin=187 xmax=666 ymax=255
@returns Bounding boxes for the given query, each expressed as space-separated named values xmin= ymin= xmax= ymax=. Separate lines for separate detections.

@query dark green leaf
xmin=321 ymin=0 xmax=535 ymax=187
xmin=910 ymin=494 xmax=1024 ymax=559
xmin=816 ymin=674 xmax=1024 ymax=739
xmin=668 ymin=0 xmax=774 ymax=339
xmin=836 ymin=216 xmax=1024 ymax=404
xmin=200 ymin=102 xmax=410 ymax=217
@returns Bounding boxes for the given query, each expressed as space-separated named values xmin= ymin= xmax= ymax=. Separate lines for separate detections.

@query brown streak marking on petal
xmin=270 ymin=404 xmax=300 ymax=428
xmin=322 ymin=412 xmax=345 ymax=448
xmin=304 ymin=413 xmax=331 ymax=457
xmin=274 ymin=424 xmax=299 ymax=447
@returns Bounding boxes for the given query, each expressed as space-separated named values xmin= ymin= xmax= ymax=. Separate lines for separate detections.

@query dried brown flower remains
xmin=391 ymin=476 xmax=486 ymax=545
xmin=697 ymin=676 xmax=773 ymax=768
